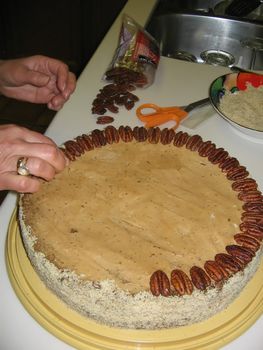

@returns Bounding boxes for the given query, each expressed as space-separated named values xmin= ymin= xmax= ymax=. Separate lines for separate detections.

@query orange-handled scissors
xmin=136 ymin=97 xmax=210 ymax=129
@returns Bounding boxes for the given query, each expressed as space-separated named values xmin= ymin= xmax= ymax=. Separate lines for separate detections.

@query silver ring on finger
xmin=17 ymin=157 xmax=30 ymax=176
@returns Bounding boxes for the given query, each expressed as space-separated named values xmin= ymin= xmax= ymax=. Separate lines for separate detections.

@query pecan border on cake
xmin=60 ymin=126 xmax=263 ymax=298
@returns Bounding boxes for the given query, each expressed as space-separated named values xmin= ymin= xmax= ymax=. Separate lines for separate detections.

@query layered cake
xmin=18 ymin=126 xmax=263 ymax=329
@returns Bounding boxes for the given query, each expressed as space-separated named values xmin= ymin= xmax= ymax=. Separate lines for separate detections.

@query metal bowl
xmin=209 ymin=72 xmax=263 ymax=139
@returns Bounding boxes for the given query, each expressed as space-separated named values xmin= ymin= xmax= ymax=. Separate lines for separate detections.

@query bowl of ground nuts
xmin=210 ymin=72 xmax=263 ymax=140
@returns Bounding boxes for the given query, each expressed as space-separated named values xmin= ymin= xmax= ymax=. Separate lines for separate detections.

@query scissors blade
xmin=182 ymin=97 xmax=210 ymax=113
xmin=181 ymin=98 xmax=214 ymax=129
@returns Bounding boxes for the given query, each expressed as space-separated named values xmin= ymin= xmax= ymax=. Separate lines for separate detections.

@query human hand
xmin=0 ymin=124 xmax=67 ymax=193
xmin=0 ymin=55 xmax=76 ymax=111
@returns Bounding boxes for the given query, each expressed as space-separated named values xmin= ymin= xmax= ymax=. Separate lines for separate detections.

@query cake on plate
xmin=18 ymin=126 xmax=263 ymax=329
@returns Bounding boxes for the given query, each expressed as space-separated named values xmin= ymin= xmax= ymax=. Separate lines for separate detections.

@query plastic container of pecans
xmin=104 ymin=14 xmax=160 ymax=88
xmin=91 ymin=15 xmax=160 ymax=122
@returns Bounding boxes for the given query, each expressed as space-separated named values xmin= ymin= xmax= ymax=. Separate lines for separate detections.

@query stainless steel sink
xmin=146 ymin=13 xmax=263 ymax=70
xmin=152 ymin=0 xmax=263 ymax=21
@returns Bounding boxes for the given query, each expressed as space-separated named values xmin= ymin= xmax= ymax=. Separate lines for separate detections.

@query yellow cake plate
xmin=5 ymin=210 xmax=263 ymax=350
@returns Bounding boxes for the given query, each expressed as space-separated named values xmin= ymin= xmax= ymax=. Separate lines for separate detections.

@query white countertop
xmin=1 ymin=0 xmax=262 ymax=349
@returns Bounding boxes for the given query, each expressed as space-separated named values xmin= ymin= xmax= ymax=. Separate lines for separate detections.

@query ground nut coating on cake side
xmin=19 ymin=126 xmax=263 ymax=329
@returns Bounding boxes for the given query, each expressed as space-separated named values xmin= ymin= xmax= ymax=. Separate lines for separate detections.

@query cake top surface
xmin=22 ymin=139 xmax=242 ymax=294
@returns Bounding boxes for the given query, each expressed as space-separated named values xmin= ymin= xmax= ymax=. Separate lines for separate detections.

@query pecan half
xmin=75 ymin=136 xmax=90 ymax=152
xmin=64 ymin=140 xmax=84 ymax=157
xmin=226 ymin=166 xmax=249 ymax=181
xmin=198 ymin=140 xmax=216 ymax=157
xmin=232 ymin=178 xmax=258 ymax=192
xmin=173 ymin=131 xmax=190 ymax=147
xmin=238 ymin=190 xmax=263 ymax=203
xmin=204 ymin=260 xmax=229 ymax=282
xmin=133 ymin=126 xmax=148 ymax=142
xmin=92 ymin=97 xmax=104 ymax=106
xmin=215 ymin=253 xmax=242 ymax=273
xmin=74 ymin=137 xmax=86 ymax=153
xmin=186 ymin=134 xmax=203 ymax=151
xmin=124 ymin=100 xmax=135 ymax=110
xmin=160 ymin=128 xmax=175 ymax=145
xmin=241 ymin=211 xmax=263 ymax=225
xmin=225 ymin=245 xmax=254 ymax=265
xmin=234 ymin=233 xmax=260 ymax=252
xmin=91 ymin=129 xmax=107 ymax=147
xmin=126 ymin=92 xmax=139 ymax=102
xmin=190 ymin=266 xmax=211 ymax=291
xmin=114 ymin=94 xmax=126 ymax=106
xmin=100 ymin=83 xmax=118 ymax=95
xmin=96 ymin=116 xmax=114 ymax=125
xmin=107 ymin=103 xmax=119 ymax=114
xmin=148 ymin=127 xmax=161 ymax=144
xmin=118 ymin=126 xmax=133 ymax=142
xmin=150 ymin=270 xmax=171 ymax=297
xmin=240 ymin=222 xmax=263 ymax=241
xmin=243 ymin=202 xmax=263 ymax=213
xmin=208 ymin=148 xmax=228 ymax=164
xmin=219 ymin=157 xmax=239 ymax=173
xmin=61 ymin=147 xmax=76 ymax=161
xmin=81 ymin=134 xmax=94 ymax=151
xmin=170 ymin=269 xmax=193 ymax=296
xmin=92 ymin=105 xmax=107 ymax=115
xmin=104 ymin=125 xmax=120 ymax=144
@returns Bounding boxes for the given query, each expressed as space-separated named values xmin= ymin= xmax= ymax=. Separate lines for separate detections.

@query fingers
xmin=55 ymin=60 xmax=70 ymax=93
xmin=43 ymin=56 xmax=76 ymax=110
xmin=0 ymin=124 xmax=68 ymax=193
xmin=20 ymin=69 xmax=50 ymax=87
xmin=23 ymin=156 xmax=56 ymax=180
xmin=17 ymin=142 xmax=67 ymax=173
xmin=0 ymin=173 xmax=41 ymax=193
xmin=47 ymin=94 xmax=65 ymax=111
xmin=1 ymin=125 xmax=67 ymax=172
xmin=2 ymin=55 xmax=76 ymax=109
xmin=48 ymin=71 xmax=76 ymax=111
xmin=62 ymin=71 xmax=76 ymax=99
xmin=38 ymin=55 xmax=72 ymax=94
xmin=0 ymin=147 xmax=67 ymax=193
